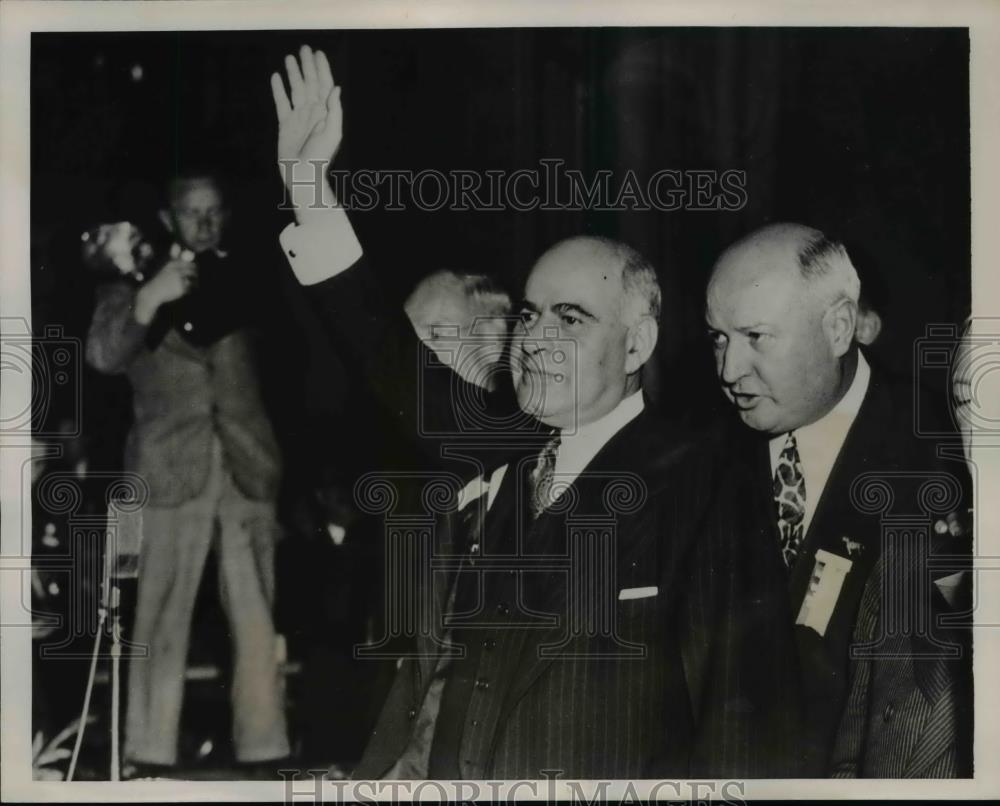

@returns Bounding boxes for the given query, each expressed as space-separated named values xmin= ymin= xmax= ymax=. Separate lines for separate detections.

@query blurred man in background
xmin=86 ymin=170 xmax=289 ymax=774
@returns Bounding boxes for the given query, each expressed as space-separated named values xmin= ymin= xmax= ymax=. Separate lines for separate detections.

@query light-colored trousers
xmin=124 ymin=441 xmax=289 ymax=765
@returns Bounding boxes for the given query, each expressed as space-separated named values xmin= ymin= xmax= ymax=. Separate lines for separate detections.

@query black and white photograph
xmin=2 ymin=1 xmax=999 ymax=801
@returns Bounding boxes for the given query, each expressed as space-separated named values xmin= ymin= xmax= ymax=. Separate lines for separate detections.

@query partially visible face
xmin=435 ymin=295 xmax=511 ymax=392
xmin=511 ymin=241 xmax=632 ymax=429
xmin=952 ymin=321 xmax=975 ymax=466
xmin=706 ymin=237 xmax=841 ymax=435
xmin=407 ymin=274 xmax=511 ymax=392
xmin=951 ymin=317 xmax=1000 ymax=468
xmin=164 ymin=178 xmax=227 ymax=254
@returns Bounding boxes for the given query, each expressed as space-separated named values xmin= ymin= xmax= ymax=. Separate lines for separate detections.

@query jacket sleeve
xmin=86 ymin=281 xmax=150 ymax=375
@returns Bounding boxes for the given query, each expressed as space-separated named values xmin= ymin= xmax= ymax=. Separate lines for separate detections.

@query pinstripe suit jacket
xmin=354 ymin=410 xmax=709 ymax=780
xmin=299 ymin=257 xmax=802 ymax=779
xmin=683 ymin=365 xmax=972 ymax=777
xmin=829 ymin=547 xmax=972 ymax=778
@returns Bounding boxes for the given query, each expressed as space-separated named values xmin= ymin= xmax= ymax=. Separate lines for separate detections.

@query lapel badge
xmin=841 ymin=536 xmax=863 ymax=558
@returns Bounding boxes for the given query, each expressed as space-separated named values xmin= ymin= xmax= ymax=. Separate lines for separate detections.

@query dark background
xmin=32 ymin=28 xmax=971 ymax=430
xmin=28 ymin=27 xmax=971 ymax=769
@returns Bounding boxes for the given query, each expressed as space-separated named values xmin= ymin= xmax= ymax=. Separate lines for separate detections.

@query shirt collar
xmin=769 ymin=350 xmax=871 ymax=460
xmin=831 ymin=349 xmax=870 ymax=420
xmin=556 ymin=390 xmax=645 ymax=478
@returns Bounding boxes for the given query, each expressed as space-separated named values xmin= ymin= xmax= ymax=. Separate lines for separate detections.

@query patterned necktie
xmin=529 ymin=432 xmax=561 ymax=519
xmin=773 ymin=431 xmax=807 ymax=568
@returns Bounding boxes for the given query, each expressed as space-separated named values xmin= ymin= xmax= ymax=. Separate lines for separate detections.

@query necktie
xmin=773 ymin=431 xmax=807 ymax=568
xmin=529 ymin=432 xmax=561 ymax=519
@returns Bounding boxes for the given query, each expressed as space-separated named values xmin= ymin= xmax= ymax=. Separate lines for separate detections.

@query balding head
xmin=512 ymin=235 xmax=660 ymax=428
xmin=705 ymin=223 xmax=860 ymax=435
xmin=712 ymin=223 xmax=860 ymax=310
xmin=538 ymin=236 xmax=662 ymax=326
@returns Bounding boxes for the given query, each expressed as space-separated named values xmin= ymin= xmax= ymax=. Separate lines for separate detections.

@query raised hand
xmin=134 ymin=259 xmax=198 ymax=325
xmin=270 ymin=45 xmax=342 ymax=193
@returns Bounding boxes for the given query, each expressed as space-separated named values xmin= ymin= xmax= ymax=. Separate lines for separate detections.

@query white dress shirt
xmin=768 ymin=352 xmax=871 ymax=537
xmin=279 ymin=213 xmax=363 ymax=286
xmin=461 ymin=391 xmax=645 ymax=514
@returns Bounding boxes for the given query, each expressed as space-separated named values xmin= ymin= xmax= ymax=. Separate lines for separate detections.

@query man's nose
xmin=719 ymin=341 xmax=748 ymax=385
xmin=520 ymin=316 xmax=558 ymax=357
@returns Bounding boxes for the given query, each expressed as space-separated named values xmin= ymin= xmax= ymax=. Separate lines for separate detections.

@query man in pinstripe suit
xmin=703 ymin=223 xmax=971 ymax=777
xmin=269 ymin=46 xmax=796 ymax=779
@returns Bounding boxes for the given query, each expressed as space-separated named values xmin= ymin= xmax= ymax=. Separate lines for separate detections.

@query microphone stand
xmin=66 ymin=525 xmax=125 ymax=781
xmin=109 ymin=583 xmax=123 ymax=781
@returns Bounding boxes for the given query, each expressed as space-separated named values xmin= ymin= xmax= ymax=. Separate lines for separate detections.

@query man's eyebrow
xmin=516 ymin=299 xmax=539 ymax=312
xmin=735 ymin=322 xmax=773 ymax=333
xmin=553 ymin=302 xmax=598 ymax=322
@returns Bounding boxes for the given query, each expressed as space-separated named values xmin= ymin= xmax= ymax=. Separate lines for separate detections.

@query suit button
xmin=407 ymin=707 xmax=417 ymax=720
xmin=882 ymin=703 xmax=895 ymax=723
xmin=471 ymin=720 xmax=479 ymax=727
xmin=470 ymin=542 xmax=481 ymax=555
xmin=475 ymin=677 xmax=490 ymax=690
xmin=483 ymin=638 xmax=497 ymax=650
xmin=496 ymin=602 xmax=510 ymax=616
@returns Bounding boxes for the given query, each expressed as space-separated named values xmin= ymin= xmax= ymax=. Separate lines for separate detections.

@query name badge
xmin=796 ymin=549 xmax=853 ymax=637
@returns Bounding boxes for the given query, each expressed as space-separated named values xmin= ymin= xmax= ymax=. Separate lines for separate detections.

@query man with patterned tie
xmin=701 ymin=223 xmax=971 ymax=776
xmin=269 ymin=45 xmax=730 ymax=779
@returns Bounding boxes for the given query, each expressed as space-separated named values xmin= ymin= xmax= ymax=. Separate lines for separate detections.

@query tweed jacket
xmin=86 ymin=279 xmax=281 ymax=506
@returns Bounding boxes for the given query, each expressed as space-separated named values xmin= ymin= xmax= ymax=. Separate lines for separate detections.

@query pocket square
xmin=618 ymin=586 xmax=658 ymax=601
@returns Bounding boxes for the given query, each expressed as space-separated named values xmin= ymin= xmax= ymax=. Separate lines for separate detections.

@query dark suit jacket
xmin=86 ymin=279 xmax=282 ymax=506
xmin=299 ymin=255 xmax=813 ymax=779
xmin=354 ymin=409 xmax=709 ymax=780
xmin=688 ymin=362 xmax=971 ymax=776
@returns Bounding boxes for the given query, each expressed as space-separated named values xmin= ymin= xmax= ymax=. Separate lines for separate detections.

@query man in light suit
xmin=87 ymin=172 xmax=289 ymax=772
xmin=701 ymin=222 xmax=971 ymax=776
xmin=269 ymin=45 xmax=759 ymax=779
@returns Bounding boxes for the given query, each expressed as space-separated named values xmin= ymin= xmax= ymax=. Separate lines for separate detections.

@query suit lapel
xmin=788 ymin=374 xmax=891 ymax=605
xmin=495 ymin=411 xmax=678 ymax=722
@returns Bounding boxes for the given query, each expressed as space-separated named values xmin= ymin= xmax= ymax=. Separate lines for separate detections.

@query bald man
xmin=269 ymin=46 xmax=720 ymax=779
xmin=700 ymin=223 xmax=970 ymax=776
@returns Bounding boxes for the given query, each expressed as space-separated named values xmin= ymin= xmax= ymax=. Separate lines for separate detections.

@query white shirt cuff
xmin=278 ymin=210 xmax=364 ymax=286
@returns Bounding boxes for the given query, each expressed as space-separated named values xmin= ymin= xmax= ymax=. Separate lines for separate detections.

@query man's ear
xmin=625 ymin=315 xmax=659 ymax=375
xmin=855 ymin=308 xmax=882 ymax=346
xmin=823 ymin=297 xmax=858 ymax=358
xmin=158 ymin=209 xmax=176 ymax=236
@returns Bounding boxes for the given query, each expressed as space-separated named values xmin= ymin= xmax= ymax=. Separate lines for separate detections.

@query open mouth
xmin=731 ymin=391 xmax=761 ymax=409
